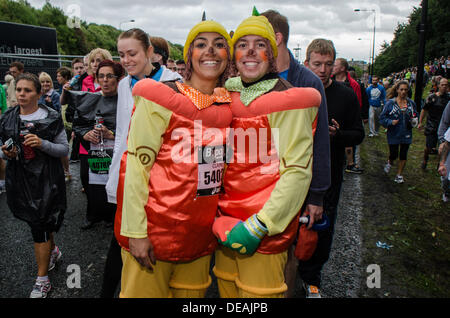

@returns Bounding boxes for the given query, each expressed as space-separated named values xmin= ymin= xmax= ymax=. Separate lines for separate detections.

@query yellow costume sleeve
xmin=257 ymin=107 xmax=318 ymax=236
xmin=120 ymin=96 xmax=173 ymax=238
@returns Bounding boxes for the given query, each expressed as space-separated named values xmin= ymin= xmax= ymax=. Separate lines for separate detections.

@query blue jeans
xmin=369 ymin=105 xmax=382 ymax=135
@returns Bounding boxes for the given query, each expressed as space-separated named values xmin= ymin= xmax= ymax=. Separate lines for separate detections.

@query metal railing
xmin=0 ymin=53 xmax=119 ymax=85
xmin=0 ymin=53 xmax=120 ymax=63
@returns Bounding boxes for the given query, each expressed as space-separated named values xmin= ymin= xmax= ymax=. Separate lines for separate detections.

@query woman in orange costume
xmin=212 ymin=11 xmax=322 ymax=298
xmin=114 ymin=19 xmax=233 ymax=298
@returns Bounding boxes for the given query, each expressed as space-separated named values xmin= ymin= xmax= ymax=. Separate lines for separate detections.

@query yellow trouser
xmin=213 ymin=246 xmax=288 ymax=298
xmin=120 ymin=249 xmax=212 ymax=298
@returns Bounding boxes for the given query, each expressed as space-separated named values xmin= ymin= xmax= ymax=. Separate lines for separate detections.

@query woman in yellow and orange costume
xmin=114 ymin=19 xmax=233 ymax=298
xmin=212 ymin=10 xmax=322 ymax=298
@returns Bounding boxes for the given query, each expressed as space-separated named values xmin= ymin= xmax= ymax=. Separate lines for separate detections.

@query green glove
xmin=221 ymin=214 xmax=268 ymax=255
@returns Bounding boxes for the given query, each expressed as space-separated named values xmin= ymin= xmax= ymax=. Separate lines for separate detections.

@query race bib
xmin=88 ymin=156 xmax=112 ymax=174
xmin=197 ymin=145 xmax=225 ymax=196
xmin=88 ymin=139 xmax=114 ymax=185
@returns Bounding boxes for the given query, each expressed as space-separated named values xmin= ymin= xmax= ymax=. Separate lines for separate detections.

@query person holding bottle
xmin=212 ymin=11 xmax=321 ymax=298
xmin=0 ymin=73 xmax=68 ymax=298
xmin=67 ymin=60 xmax=124 ymax=229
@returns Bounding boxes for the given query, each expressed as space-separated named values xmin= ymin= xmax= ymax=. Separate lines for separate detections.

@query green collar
xmin=225 ymin=76 xmax=279 ymax=106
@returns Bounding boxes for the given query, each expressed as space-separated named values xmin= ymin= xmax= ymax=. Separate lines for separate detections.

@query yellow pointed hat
xmin=231 ymin=15 xmax=278 ymax=58
xmin=183 ymin=20 xmax=233 ymax=62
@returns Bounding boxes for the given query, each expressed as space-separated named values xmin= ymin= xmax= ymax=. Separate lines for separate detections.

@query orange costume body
xmin=114 ymin=79 xmax=232 ymax=262
xmin=219 ymin=78 xmax=320 ymax=252
xmin=213 ymin=76 xmax=321 ymax=297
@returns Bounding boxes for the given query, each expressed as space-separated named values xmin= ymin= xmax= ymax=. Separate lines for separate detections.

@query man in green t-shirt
xmin=0 ymin=85 xmax=7 ymax=115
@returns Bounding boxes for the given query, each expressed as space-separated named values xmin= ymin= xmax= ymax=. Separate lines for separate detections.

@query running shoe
xmin=345 ymin=164 xmax=363 ymax=174
xmin=443 ymin=193 xmax=449 ymax=203
xmin=49 ymin=246 xmax=62 ymax=271
xmin=384 ymin=162 xmax=391 ymax=174
xmin=303 ymin=282 xmax=321 ymax=298
xmin=394 ymin=175 xmax=404 ymax=184
xmin=30 ymin=279 xmax=52 ymax=298
xmin=0 ymin=184 xmax=5 ymax=194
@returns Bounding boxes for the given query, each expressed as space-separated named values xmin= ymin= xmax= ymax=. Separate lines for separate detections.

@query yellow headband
xmin=232 ymin=15 xmax=278 ymax=57
xmin=183 ymin=20 xmax=233 ymax=62
xmin=231 ymin=15 xmax=278 ymax=58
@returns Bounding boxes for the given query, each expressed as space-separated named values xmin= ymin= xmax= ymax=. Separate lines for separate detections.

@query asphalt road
xmin=0 ymin=161 xmax=363 ymax=298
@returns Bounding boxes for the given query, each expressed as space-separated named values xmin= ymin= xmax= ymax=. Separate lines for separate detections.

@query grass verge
xmin=358 ymin=123 xmax=449 ymax=297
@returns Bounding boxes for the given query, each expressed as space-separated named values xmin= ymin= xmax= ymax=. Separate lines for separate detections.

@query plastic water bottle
xmin=67 ymin=74 xmax=80 ymax=89
xmin=299 ymin=214 xmax=330 ymax=231
xmin=95 ymin=110 xmax=104 ymax=152
xmin=20 ymin=121 xmax=35 ymax=160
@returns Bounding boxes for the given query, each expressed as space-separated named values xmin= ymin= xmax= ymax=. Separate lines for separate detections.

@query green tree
xmin=374 ymin=0 xmax=450 ymax=77
xmin=0 ymin=0 xmax=184 ymax=59
xmin=169 ymin=42 xmax=184 ymax=61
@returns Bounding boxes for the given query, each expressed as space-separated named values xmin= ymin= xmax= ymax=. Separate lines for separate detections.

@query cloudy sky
xmin=28 ymin=0 xmax=421 ymax=63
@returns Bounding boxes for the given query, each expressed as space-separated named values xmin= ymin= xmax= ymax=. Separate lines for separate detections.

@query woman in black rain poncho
xmin=0 ymin=72 xmax=69 ymax=298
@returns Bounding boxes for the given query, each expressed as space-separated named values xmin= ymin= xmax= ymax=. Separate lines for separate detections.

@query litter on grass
xmin=376 ymin=241 xmax=393 ymax=249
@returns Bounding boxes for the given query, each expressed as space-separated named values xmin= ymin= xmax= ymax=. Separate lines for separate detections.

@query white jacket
xmin=105 ymin=66 xmax=182 ymax=203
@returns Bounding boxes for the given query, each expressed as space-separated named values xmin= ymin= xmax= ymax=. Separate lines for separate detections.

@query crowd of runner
xmin=0 ymin=8 xmax=449 ymax=299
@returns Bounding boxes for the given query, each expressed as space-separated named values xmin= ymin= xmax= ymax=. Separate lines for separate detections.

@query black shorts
xmin=389 ymin=144 xmax=410 ymax=161
xmin=425 ymin=133 xmax=438 ymax=149
xmin=27 ymin=221 xmax=58 ymax=243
